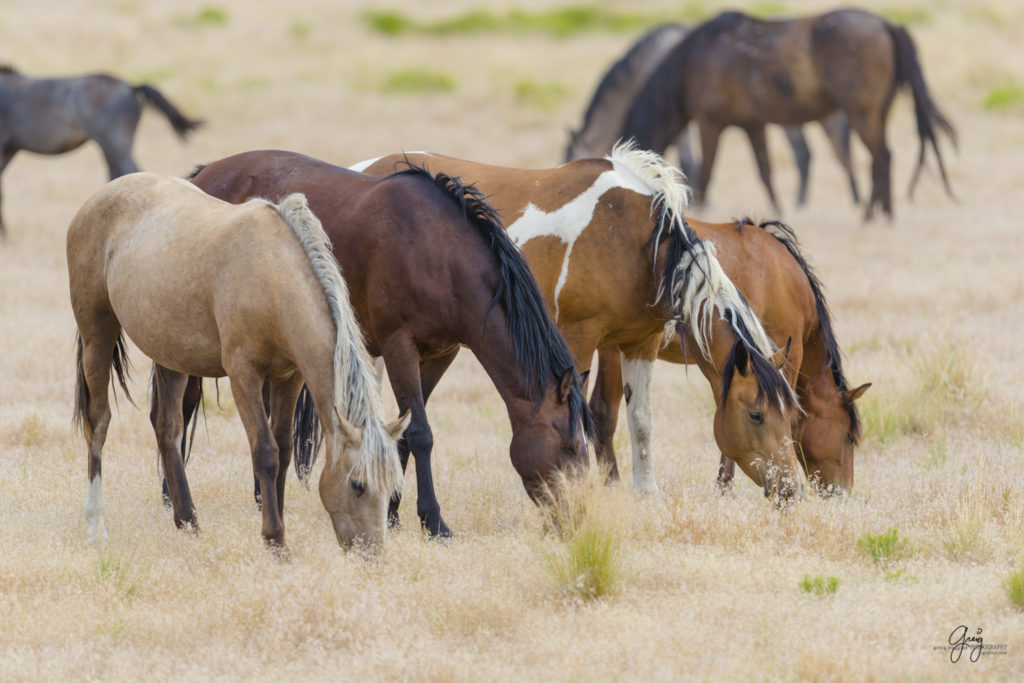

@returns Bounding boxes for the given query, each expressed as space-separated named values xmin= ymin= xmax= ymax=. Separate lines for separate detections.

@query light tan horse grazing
xmin=67 ymin=173 xmax=408 ymax=551
xmin=355 ymin=144 xmax=804 ymax=501
xmin=591 ymin=218 xmax=871 ymax=495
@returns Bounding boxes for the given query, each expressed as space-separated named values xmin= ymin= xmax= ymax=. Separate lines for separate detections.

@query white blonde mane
xmin=606 ymin=140 xmax=776 ymax=362
xmin=271 ymin=194 xmax=402 ymax=497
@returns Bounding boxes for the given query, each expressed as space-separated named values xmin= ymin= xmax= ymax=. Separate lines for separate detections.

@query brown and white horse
xmin=590 ymin=218 xmax=870 ymax=495
xmin=68 ymin=173 xmax=407 ymax=552
xmin=355 ymin=143 xmax=803 ymax=501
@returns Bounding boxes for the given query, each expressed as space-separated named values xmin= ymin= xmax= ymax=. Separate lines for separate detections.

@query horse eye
xmin=748 ymin=411 xmax=764 ymax=425
xmin=350 ymin=479 xmax=366 ymax=497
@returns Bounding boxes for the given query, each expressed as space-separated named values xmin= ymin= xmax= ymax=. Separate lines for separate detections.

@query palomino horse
xmin=0 ymin=66 xmax=202 ymax=236
xmin=621 ymin=9 xmax=956 ymax=220
xmin=68 ymin=173 xmax=407 ymax=551
xmin=183 ymin=152 xmax=593 ymax=537
xmin=590 ymin=218 xmax=871 ymax=495
xmin=355 ymin=143 xmax=804 ymax=501
xmin=565 ymin=23 xmax=859 ymax=210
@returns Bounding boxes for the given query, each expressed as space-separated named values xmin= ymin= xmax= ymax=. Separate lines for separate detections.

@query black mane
xmin=742 ymin=218 xmax=861 ymax=440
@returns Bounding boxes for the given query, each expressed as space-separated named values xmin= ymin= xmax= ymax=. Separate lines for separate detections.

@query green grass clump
xmin=878 ymin=5 xmax=932 ymax=26
xmin=858 ymin=527 xmax=909 ymax=568
xmin=1004 ymin=562 xmax=1024 ymax=609
xmin=174 ymin=5 xmax=228 ymax=28
xmin=983 ymin=82 xmax=1024 ymax=112
xmin=380 ymin=69 xmax=455 ymax=94
xmin=363 ymin=10 xmax=415 ymax=35
xmin=514 ymin=79 xmax=570 ymax=111
xmin=799 ymin=574 xmax=840 ymax=596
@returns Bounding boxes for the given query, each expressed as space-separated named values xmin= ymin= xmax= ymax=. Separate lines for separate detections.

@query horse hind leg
xmin=151 ymin=364 xmax=199 ymax=531
xmin=588 ymin=345 xmax=624 ymax=482
xmin=268 ymin=376 xmax=304 ymax=520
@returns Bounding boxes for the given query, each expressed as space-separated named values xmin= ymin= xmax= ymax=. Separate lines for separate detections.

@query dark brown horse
xmin=565 ymin=22 xmax=859 ymax=210
xmin=0 ymin=66 xmax=202 ymax=236
xmin=622 ymin=9 xmax=956 ymax=220
xmin=179 ymin=151 xmax=593 ymax=537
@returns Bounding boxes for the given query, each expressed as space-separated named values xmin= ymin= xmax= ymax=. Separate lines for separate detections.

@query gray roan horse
xmin=0 ymin=66 xmax=202 ymax=236
xmin=565 ymin=23 xmax=859 ymax=211
xmin=68 ymin=173 xmax=407 ymax=553
xmin=621 ymin=10 xmax=956 ymax=220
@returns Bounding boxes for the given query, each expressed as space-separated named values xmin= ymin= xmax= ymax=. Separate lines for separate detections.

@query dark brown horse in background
xmin=176 ymin=151 xmax=594 ymax=537
xmin=565 ymin=22 xmax=859 ymax=210
xmin=0 ymin=66 xmax=202 ymax=236
xmin=622 ymin=9 xmax=956 ymax=220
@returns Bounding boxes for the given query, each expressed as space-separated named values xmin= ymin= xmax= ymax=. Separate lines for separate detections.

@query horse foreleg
xmin=620 ymin=340 xmax=660 ymax=495
xmin=782 ymin=126 xmax=812 ymax=207
xmin=268 ymin=376 xmax=304 ymax=520
xmin=151 ymin=365 xmax=199 ymax=531
xmin=383 ymin=343 xmax=456 ymax=537
xmin=847 ymin=111 xmax=891 ymax=221
xmin=820 ymin=113 xmax=860 ymax=205
xmin=744 ymin=125 xmax=781 ymax=214
xmin=588 ymin=345 xmax=624 ymax=482
xmin=696 ymin=122 xmax=725 ymax=207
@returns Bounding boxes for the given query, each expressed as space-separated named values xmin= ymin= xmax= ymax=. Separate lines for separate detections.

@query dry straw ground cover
xmin=1 ymin=0 xmax=1023 ymax=679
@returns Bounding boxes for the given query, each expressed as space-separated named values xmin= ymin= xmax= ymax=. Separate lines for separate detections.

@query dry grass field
xmin=2 ymin=0 xmax=1024 ymax=679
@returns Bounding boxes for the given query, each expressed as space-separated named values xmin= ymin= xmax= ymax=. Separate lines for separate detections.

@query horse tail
xmin=73 ymin=330 xmax=134 ymax=436
xmin=272 ymin=193 xmax=401 ymax=497
xmin=888 ymin=24 xmax=957 ymax=199
xmin=751 ymin=219 xmax=862 ymax=440
xmin=134 ymin=84 xmax=203 ymax=140
xmin=608 ymin=141 xmax=798 ymax=412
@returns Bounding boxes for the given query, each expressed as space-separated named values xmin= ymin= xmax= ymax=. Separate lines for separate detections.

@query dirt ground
xmin=2 ymin=0 xmax=1023 ymax=679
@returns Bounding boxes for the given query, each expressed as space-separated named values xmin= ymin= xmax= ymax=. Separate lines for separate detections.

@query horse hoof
xmin=420 ymin=513 xmax=452 ymax=539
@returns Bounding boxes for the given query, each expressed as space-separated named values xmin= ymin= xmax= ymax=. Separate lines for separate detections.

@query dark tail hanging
xmin=73 ymin=331 xmax=134 ymax=435
xmin=134 ymin=84 xmax=203 ymax=139
xmin=888 ymin=24 xmax=957 ymax=199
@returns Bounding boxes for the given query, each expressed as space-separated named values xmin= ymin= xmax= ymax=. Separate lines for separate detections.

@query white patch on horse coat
xmin=84 ymin=474 xmax=107 ymax=544
xmin=622 ymin=356 xmax=657 ymax=495
xmin=349 ymin=153 xmax=430 ymax=174
xmin=506 ymin=161 xmax=653 ymax=320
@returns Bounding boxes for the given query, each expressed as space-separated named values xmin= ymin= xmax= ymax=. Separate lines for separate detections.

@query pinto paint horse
xmin=590 ymin=218 xmax=870 ymax=495
xmin=68 ymin=173 xmax=407 ymax=552
xmin=0 ymin=66 xmax=202 ymax=236
xmin=621 ymin=9 xmax=956 ymax=220
xmin=564 ymin=23 xmax=859 ymax=210
xmin=180 ymin=152 xmax=593 ymax=537
xmin=355 ymin=143 xmax=804 ymax=501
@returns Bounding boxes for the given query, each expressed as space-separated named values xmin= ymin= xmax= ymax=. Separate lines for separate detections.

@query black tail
xmin=888 ymin=25 xmax=957 ymax=200
xmin=134 ymin=84 xmax=203 ymax=140
xmin=73 ymin=331 xmax=134 ymax=435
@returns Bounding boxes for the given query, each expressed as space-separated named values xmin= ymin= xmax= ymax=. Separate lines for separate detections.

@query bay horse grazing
xmin=590 ymin=218 xmax=871 ymax=496
xmin=68 ymin=173 xmax=407 ymax=552
xmin=355 ymin=143 xmax=804 ymax=501
xmin=185 ymin=151 xmax=593 ymax=537
xmin=565 ymin=23 xmax=859 ymax=209
xmin=0 ymin=66 xmax=202 ymax=236
xmin=622 ymin=9 xmax=956 ymax=220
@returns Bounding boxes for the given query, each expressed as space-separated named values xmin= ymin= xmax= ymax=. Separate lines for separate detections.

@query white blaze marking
xmin=506 ymin=162 xmax=653 ymax=320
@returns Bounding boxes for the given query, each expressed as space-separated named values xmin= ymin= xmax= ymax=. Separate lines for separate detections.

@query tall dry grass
xmin=2 ymin=0 xmax=1024 ymax=679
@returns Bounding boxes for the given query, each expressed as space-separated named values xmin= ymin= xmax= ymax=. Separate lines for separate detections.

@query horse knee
xmin=252 ymin=440 xmax=280 ymax=481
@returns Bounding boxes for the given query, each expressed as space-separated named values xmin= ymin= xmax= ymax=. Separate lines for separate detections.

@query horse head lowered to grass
xmin=68 ymin=173 xmax=406 ymax=552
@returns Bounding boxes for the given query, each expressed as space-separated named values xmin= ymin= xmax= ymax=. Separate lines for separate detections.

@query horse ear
xmin=557 ymin=367 xmax=575 ymax=404
xmin=334 ymin=407 xmax=362 ymax=445
xmin=386 ymin=410 xmax=412 ymax=440
xmin=772 ymin=337 xmax=792 ymax=370
xmin=843 ymin=383 xmax=871 ymax=403
xmin=734 ymin=342 xmax=750 ymax=376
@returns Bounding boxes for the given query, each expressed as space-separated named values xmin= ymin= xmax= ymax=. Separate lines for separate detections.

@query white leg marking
xmin=84 ymin=474 xmax=108 ymax=544
xmin=622 ymin=356 xmax=657 ymax=495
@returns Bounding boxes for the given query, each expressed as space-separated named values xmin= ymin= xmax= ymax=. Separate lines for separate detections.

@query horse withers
xmin=182 ymin=152 xmax=593 ymax=537
xmin=0 ymin=66 xmax=202 ymax=236
xmin=622 ymin=9 xmax=956 ymax=220
xmin=68 ymin=173 xmax=406 ymax=552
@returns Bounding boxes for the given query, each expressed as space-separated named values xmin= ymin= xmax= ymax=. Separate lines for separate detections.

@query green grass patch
xmin=983 ymin=82 xmax=1024 ymax=112
xmin=858 ymin=527 xmax=910 ymax=568
xmin=380 ymin=68 xmax=455 ymax=94
xmin=514 ymin=79 xmax=570 ymax=111
xmin=747 ymin=2 xmax=788 ymax=19
xmin=799 ymin=574 xmax=839 ymax=596
xmin=175 ymin=5 xmax=229 ymax=28
xmin=362 ymin=6 xmax=686 ymax=38
xmin=1004 ymin=562 xmax=1024 ymax=609
xmin=95 ymin=547 xmax=143 ymax=601
xmin=289 ymin=20 xmax=312 ymax=41
xmin=877 ymin=5 xmax=933 ymax=26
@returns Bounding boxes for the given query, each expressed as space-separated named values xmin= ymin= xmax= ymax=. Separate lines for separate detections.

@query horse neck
xmin=797 ymin=326 xmax=843 ymax=410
